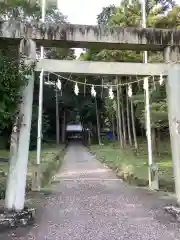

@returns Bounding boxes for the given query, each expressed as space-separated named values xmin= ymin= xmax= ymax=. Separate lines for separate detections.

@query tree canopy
xmin=79 ymin=0 xmax=180 ymax=146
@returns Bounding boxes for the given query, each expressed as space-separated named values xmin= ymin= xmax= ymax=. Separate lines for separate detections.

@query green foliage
xmin=97 ymin=5 xmax=116 ymax=25
xmin=0 ymin=0 xmax=76 ymax=143
xmin=41 ymin=149 xmax=64 ymax=187
xmin=0 ymin=0 xmax=67 ymax=23
xmin=90 ymin=141 xmax=174 ymax=191
xmin=46 ymin=48 xmax=75 ymax=60
xmin=150 ymin=101 xmax=168 ymax=128
xmin=0 ymin=0 xmax=40 ymax=20
xmin=0 ymin=49 xmax=35 ymax=129
xmin=80 ymin=0 xmax=180 ymax=133
xmin=31 ymin=105 xmax=50 ymax=141
xmin=104 ymin=97 xmax=116 ymax=116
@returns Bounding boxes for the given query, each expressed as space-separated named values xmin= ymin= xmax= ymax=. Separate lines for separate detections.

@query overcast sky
xmin=58 ymin=0 xmax=121 ymax=25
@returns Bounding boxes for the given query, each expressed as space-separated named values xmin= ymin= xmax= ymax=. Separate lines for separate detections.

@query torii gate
xmin=1 ymin=21 xmax=180 ymax=210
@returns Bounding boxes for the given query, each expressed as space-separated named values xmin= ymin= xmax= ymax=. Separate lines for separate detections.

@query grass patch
xmin=0 ymin=144 xmax=66 ymax=199
xmin=40 ymin=147 xmax=65 ymax=187
xmin=90 ymin=140 xmax=174 ymax=192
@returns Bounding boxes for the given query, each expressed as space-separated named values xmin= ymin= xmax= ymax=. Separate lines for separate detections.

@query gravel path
xmin=3 ymin=143 xmax=180 ymax=239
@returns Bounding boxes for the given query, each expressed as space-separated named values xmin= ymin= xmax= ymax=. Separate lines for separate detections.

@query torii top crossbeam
xmin=34 ymin=59 xmax=170 ymax=76
xmin=1 ymin=21 xmax=180 ymax=50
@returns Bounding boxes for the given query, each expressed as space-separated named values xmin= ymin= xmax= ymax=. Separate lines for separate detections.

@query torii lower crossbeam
xmin=34 ymin=59 xmax=171 ymax=76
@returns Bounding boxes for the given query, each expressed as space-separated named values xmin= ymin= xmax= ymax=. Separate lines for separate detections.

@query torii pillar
xmin=165 ymin=46 xmax=180 ymax=205
xmin=5 ymin=39 xmax=36 ymax=211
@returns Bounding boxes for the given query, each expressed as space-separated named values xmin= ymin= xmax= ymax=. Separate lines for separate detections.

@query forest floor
xmin=89 ymin=139 xmax=174 ymax=192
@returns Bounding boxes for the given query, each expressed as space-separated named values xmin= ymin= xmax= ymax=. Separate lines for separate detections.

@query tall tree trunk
xmin=126 ymin=85 xmax=132 ymax=146
xmin=141 ymin=127 xmax=144 ymax=138
xmin=130 ymin=97 xmax=138 ymax=149
xmin=95 ymin=97 xmax=101 ymax=145
xmin=116 ymin=84 xmax=123 ymax=147
xmin=112 ymin=114 xmax=115 ymax=141
xmin=156 ymin=128 xmax=160 ymax=156
xmin=61 ymin=111 xmax=66 ymax=143
xmin=152 ymin=127 xmax=160 ymax=156
xmin=88 ymin=130 xmax=91 ymax=145
xmin=120 ymin=84 xmax=126 ymax=146
xmin=55 ymin=87 xmax=60 ymax=145
xmin=116 ymin=103 xmax=120 ymax=141
xmin=151 ymin=127 xmax=156 ymax=156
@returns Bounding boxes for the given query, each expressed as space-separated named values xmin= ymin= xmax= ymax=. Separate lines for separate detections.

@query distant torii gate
xmin=1 ymin=21 xmax=180 ymax=210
